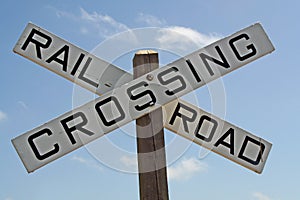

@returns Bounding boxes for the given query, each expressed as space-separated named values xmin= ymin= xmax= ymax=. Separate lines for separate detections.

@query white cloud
xmin=18 ymin=101 xmax=28 ymax=110
xmin=55 ymin=9 xmax=78 ymax=21
xmin=137 ymin=13 xmax=166 ymax=27
xmin=79 ymin=7 xmax=129 ymax=37
xmin=252 ymin=192 xmax=271 ymax=200
xmin=51 ymin=7 xmax=221 ymax=48
xmin=135 ymin=14 xmax=222 ymax=54
xmin=4 ymin=197 xmax=13 ymax=200
xmin=168 ymin=157 xmax=207 ymax=181
xmin=120 ymin=155 xmax=138 ymax=171
xmin=157 ymin=26 xmax=222 ymax=54
xmin=50 ymin=7 xmax=129 ymax=38
xmin=0 ymin=110 xmax=7 ymax=121
xmin=72 ymin=155 xmax=102 ymax=171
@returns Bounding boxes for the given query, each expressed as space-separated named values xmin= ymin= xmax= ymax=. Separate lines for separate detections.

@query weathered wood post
xmin=133 ymin=50 xmax=169 ymax=200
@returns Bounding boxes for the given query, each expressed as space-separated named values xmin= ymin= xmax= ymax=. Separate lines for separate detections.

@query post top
xmin=135 ymin=50 xmax=158 ymax=55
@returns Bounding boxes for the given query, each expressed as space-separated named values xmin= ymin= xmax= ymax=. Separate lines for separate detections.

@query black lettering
xmin=229 ymin=33 xmax=257 ymax=61
xmin=28 ymin=128 xmax=59 ymax=160
xmin=186 ymin=59 xmax=201 ymax=83
xmin=199 ymin=46 xmax=230 ymax=76
xmin=71 ymin=53 xmax=85 ymax=76
xmin=21 ymin=28 xmax=52 ymax=59
xmin=78 ymin=57 xmax=98 ymax=88
xmin=238 ymin=136 xmax=265 ymax=165
xmin=169 ymin=102 xmax=197 ymax=133
xmin=60 ymin=112 xmax=94 ymax=145
xmin=157 ymin=67 xmax=186 ymax=95
xmin=194 ymin=115 xmax=218 ymax=142
xmin=214 ymin=128 xmax=235 ymax=155
xmin=95 ymin=96 xmax=125 ymax=126
xmin=127 ymin=81 xmax=156 ymax=111
xmin=46 ymin=45 xmax=69 ymax=72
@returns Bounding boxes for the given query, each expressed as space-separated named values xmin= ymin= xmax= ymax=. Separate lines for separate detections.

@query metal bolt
xmin=146 ymin=74 xmax=154 ymax=81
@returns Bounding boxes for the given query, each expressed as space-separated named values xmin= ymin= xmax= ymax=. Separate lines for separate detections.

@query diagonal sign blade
xmin=163 ymin=99 xmax=272 ymax=174
xmin=13 ymin=23 xmax=133 ymax=95
xmin=12 ymin=23 xmax=274 ymax=173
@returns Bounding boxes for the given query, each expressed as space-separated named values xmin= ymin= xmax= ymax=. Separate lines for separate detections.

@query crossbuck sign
xmin=12 ymin=23 xmax=274 ymax=174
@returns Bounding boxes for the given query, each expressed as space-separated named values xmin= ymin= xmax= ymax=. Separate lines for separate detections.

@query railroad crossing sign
xmin=12 ymin=23 xmax=274 ymax=174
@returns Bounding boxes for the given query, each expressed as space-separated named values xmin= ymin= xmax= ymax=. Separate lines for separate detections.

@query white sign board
xmin=12 ymin=23 xmax=274 ymax=173
xmin=163 ymin=99 xmax=272 ymax=173
xmin=13 ymin=23 xmax=132 ymax=95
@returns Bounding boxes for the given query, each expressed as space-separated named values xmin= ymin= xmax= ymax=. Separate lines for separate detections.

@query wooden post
xmin=133 ymin=50 xmax=169 ymax=200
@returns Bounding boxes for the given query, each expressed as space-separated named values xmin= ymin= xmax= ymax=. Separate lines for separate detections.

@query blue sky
xmin=0 ymin=0 xmax=299 ymax=199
